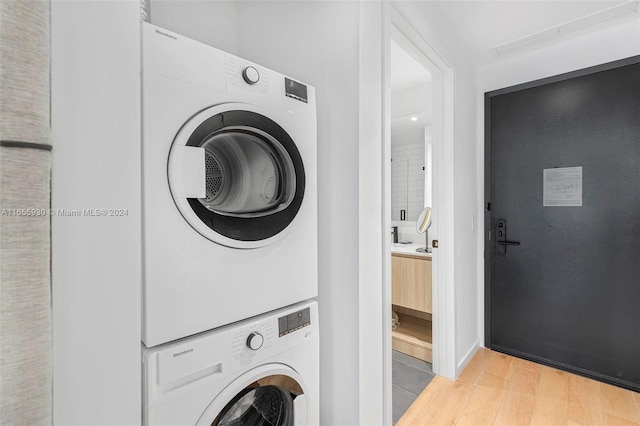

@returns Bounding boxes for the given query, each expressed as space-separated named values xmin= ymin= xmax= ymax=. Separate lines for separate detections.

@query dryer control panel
xmin=284 ymin=78 xmax=308 ymax=103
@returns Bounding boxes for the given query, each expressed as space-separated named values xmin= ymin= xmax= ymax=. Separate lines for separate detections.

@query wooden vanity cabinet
xmin=391 ymin=253 xmax=432 ymax=312
xmin=391 ymin=252 xmax=433 ymax=362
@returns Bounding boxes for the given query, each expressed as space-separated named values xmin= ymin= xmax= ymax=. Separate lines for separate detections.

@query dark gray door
xmin=485 ymin=57 xmax=640 ymax=392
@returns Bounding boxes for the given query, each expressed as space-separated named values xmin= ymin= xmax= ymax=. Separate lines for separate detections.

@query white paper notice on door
xmin=543 ymin=167 xmax=582 ymax=207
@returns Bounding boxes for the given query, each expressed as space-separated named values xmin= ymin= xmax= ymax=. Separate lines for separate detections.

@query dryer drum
xmin=199 ymin=130 xmax=290 ymax=216
xmin=215 ymin=385 xmax=295 ymax=426
xmin=204 ymin=152 xmax=224 ymax=199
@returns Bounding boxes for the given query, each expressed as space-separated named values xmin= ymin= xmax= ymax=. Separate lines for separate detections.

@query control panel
xmin=284 ymin=77 xmax=308 ymax=103
xmin=145 ymin=302 xmax=317 ymax=401
xmin=278 ymin=307 xmax=311 ymax=337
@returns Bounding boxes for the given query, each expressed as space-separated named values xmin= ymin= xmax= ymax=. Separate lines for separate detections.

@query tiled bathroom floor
xmin=392 ymin=350 xmax=435 ymax=424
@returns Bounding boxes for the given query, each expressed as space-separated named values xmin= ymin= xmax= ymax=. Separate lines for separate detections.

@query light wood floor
xmin=397 ymin=348 xmax=640 ymax=426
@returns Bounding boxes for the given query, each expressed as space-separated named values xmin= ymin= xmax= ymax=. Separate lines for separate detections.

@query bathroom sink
xmin=391 ymin=243 xmax=431 ymax=257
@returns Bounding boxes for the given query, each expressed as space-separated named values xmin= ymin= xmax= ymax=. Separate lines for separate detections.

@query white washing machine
xmin=143 ymin=301 xmax=319 ymax=426
xmin=141 ymin=23 xmax=318 ymax=347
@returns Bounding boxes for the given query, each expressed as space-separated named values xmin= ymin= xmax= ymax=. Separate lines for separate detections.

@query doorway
xmin=384 ymin=8 xmax=455 ymax=424
xmin=485 ymin=56 xmax=640 ymax=392
xmin=389 ymin=30 xmax=435 ymax=423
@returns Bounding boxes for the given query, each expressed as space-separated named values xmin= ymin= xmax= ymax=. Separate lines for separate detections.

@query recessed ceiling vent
xmin=492 ymin=1 xmax=639 ymax=56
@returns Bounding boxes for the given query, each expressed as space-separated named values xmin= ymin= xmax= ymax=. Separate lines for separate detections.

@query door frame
xmin=381 ymin=6 xmax=456 ymax=423
xmin=484 ymin=55 xmax=640 ymax=354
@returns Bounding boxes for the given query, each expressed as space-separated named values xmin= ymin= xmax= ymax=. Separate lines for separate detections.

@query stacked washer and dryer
xmin=140 ymin=22 xmax=319 ymax=425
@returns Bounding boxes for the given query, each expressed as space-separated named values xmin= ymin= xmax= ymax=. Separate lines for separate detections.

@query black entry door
xmin=485 ymin=57 xmax=640 ymax=391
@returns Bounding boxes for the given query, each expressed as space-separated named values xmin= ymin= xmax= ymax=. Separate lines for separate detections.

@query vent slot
xmin=492 ymin=1 xmax=639 ymax=57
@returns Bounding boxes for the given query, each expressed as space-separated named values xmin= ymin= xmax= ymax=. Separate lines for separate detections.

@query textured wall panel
xmin=0 ymin=0 xmax=50 ymax=145
xmin=0 ymin=0 xmax=52 ymax=424
xmin=0 ymin=147 xmax=52 ymax=425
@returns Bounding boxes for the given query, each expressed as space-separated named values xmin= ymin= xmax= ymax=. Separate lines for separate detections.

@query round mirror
xmin=416 ymin=207 xmax=432 ymax=254
xmin=416 ymin=207 xmax=432 ymax=234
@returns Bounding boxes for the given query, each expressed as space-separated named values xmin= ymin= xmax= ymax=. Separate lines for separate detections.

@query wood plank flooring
xmin=397 ymin=348 xmax=640 ymax=426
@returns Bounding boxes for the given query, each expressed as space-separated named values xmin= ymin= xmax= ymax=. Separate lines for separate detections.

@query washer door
xmin=168 ymin=103 xmax=305 ymax=249
xmin=196 ymin=366 xmax=308 ymax=426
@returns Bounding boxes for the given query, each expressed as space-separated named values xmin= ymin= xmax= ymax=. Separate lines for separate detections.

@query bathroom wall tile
xmin=392 ymin=143 xmax=425 ymax=222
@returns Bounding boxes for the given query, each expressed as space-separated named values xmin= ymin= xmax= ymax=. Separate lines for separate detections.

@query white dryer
xmin=141 ymin=23 xmax=318 ymax=347
xmin=143 ymin=301 xmax=319 ymax=426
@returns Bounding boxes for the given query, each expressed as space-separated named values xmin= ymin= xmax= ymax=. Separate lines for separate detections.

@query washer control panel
xmin=278 ymin=307 xmax=311 ymax=337
xmin=226 ymin=303 xmax=315 ymax=370
xmin=145 ymin=301 xmax=318 ymax=400
xmin=232 ymin=321 xmax=274 ymax=362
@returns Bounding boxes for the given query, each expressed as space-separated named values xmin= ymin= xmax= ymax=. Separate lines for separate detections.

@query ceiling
xmin=390 ymin=39 xmax=432 ymax=140
xmin=390 ymin=1 xmax=637 ymax=142
xmin=391 ymin=39 xmax=431 ymax=93
xmin=423 ymin=1 xmax=634 ymax=64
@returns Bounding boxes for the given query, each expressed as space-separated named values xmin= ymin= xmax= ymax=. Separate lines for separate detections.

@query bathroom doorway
xmin=383 ymin=8 xmax=455 ymax=424
xmin=389 ymin=30 xmax=435 ymax=424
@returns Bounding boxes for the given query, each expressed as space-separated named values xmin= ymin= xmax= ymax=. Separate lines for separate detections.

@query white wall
xmin=233 ymin=3 xmax=362 ymax=424
xmin=477 ymin=18 xmax=640 ymax=346
xmin=150 ymin=1 xmax=238 ymax=53
xmin=51 ymin=1 xmax=141 ymax=424
xmin=393 ymin=1 xmax=481 ymax=375
xmin=391 ymin=126 xmax=425 ymax=147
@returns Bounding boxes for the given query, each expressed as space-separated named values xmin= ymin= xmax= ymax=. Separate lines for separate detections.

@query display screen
xmin=285 ymin=78 xmax=308 ymax=103
xmin=278 ymin=308 xmax=311 ymax=337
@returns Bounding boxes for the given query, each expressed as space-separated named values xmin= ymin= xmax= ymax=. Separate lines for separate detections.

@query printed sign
xmin=543 ymin=167 xmax=582 ymax=207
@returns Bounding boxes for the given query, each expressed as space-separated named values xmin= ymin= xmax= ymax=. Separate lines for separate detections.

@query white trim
xmin=385 ymin=7 xmax=457 ymax=383
xmin=358 ymin=2 xmax=386 ymax=425
xmin=477 ymin=86 xmax=487 ymax=349
xmin=381 ymin=4 xmax=393 ymax=425
xmin=456 ymin=340 xmax=480 ymax=377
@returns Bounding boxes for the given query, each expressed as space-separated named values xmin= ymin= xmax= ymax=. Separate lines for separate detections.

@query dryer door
xmin=196 ymin=366 xmax=309 ymax=426
xmin=168 ymin=103 xmax=305 ymax=249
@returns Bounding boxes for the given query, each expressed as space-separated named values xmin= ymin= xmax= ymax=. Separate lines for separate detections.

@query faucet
xmin=391 ymin=226 xmax=398 ymax=244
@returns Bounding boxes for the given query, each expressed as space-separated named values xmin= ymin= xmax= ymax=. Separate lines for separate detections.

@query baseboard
xmin=456 ymin=340 xmax=480 ymax=378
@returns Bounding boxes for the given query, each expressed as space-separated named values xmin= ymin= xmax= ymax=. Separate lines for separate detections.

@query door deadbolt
xmin=496 ymin=219 xmax=520 ymax=252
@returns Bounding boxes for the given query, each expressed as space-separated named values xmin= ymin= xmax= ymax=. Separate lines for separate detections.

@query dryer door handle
xmin=169 ymin=146 xmax=206 ymax=198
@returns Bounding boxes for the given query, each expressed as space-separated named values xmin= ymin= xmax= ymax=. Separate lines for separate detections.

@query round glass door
xmin=168 ymin=104 xmax=306 ymax=248
xmin=213 ymin=385 xmax=294 ymax=426
xmin=208 ymin=374 xmax=305 ymax=426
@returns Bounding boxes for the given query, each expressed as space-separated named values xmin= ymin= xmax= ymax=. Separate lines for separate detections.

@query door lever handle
xmin=497 ymin=240 xmax=520 ymax=246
